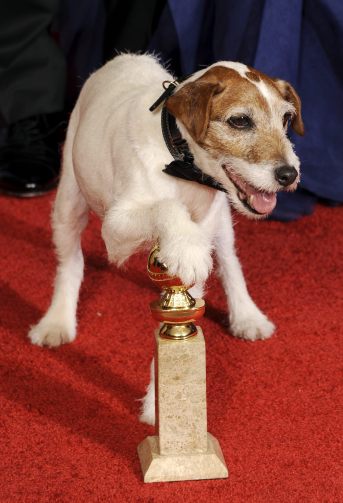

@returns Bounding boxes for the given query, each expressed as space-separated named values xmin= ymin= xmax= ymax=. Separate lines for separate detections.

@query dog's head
xmin=166 ymin=62 xmax=304 ymax=218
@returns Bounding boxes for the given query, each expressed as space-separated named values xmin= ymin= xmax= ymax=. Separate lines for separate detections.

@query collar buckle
xmin=149 ymin=81 xmax=179 ymax=112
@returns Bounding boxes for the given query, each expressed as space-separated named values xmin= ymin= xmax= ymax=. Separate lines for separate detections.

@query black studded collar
xmin=149 ymin=80 xmax=226 ymax=193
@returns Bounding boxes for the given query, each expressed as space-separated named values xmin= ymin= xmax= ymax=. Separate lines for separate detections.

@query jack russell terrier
xmin=28 ymin=54 xmax=303 ymax=424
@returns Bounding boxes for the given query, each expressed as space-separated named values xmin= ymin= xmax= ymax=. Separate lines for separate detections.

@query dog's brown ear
xmin=166 ymin=82 xmax=223 ymax=143
xmin=273 ymin=79 xmax=305 ymax=136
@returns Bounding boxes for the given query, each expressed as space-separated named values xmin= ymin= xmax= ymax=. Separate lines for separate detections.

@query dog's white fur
xmin=28 ymin=54 xmax=302 ymax=426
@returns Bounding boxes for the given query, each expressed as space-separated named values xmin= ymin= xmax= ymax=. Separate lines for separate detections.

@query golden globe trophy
xmin=137 ymin=245 xmax=228 ymax=482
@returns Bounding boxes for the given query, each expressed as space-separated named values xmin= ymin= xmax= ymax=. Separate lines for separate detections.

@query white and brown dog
xmin=28 ymin=54 xmax=303 ymax=424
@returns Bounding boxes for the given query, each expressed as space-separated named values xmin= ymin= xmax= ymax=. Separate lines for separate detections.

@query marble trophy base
xmin=138 ymin=327 xmax=228 ymax=483
xmin=138 ymin=432 xmax=228 ymax=483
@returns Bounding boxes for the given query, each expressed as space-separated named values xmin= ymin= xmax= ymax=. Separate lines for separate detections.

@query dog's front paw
xmin=230 ymin=309 xmax=275 ymax=341
xmin=28 ymin=319 xmax=76 ymax=348
xmin=159 ymin=235 xmax=212 ymax=286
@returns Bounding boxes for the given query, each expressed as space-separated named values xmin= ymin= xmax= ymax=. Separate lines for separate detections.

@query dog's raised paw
xmin=230 ymin=311 xmax=275 ymax=341
xmin=159 ymin=239 xmax=212 ymax=286
xmin=28 ymin=321 xmax=75 ymax=348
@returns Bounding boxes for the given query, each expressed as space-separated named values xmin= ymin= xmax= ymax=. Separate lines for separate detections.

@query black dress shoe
xmin=0 ymin=112 xmax=66 ymax=197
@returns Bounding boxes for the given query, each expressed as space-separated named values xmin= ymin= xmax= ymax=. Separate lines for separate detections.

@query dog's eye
xmin=227 ymin=115 xmax=253 ymax=130
xmin=283 ymin=112 xmax=292 ymax=128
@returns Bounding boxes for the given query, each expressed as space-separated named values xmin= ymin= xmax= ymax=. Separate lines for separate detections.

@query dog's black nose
xmin=274 ymin=165 xmax=298 ymax=187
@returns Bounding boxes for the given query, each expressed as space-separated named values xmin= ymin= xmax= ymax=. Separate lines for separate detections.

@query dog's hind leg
xmin=215 ymin=196 xmax=275 ymax=341
xmin=140 ymin=358 xmax=155 ymax=425
xmin=28 ymin=118 xmax=89 ymax=347
xmin=28 ymin=170 xmax=88 ymax=347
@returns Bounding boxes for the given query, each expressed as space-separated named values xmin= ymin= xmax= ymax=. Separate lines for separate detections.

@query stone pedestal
xmin=137 ymin=432 xmax=227 ymax=483
xmin=137 ymin=328 xmax=228 ymax=483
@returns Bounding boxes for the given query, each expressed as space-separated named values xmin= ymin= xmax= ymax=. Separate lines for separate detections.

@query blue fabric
xmin=149 ymin=0 xmax=343 ymax=220
xmin=56 ymin=0 xmax=105 ymax=109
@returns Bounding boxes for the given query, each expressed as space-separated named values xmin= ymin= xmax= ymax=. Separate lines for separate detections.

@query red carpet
xmin=0 ymin=193 xmax=342 ymax=502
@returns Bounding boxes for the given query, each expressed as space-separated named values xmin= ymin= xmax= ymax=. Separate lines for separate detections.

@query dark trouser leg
xmin=103 ymin=0 xmax=165 ymax=59
xmin=0 ymin=0 xmax=66 ymax=125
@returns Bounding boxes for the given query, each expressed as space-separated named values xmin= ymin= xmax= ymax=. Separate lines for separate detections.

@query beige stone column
xmin=137 ymin=328 xmax=228 ymax=482
xmin=156 ymin=328 xmax=207 ymax=455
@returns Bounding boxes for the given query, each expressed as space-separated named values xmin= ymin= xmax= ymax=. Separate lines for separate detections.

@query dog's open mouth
xmin=222 ymin=165 xmax=277 ymax=215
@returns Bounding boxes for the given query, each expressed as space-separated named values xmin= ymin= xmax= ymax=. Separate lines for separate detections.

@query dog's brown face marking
xmin=166 ymin=65 xmax=303 ymax=166
xmin=200 ymin=66 xmax=294 ymax=164
xmin=245 ymin=71 xmax=260 ymax=82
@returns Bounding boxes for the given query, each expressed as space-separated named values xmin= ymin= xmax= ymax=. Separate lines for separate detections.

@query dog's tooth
xmin=248 ymin=195 xmax=254 ymax=207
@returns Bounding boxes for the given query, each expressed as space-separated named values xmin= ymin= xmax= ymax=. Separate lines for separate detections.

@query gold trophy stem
xmin=159 ymin=322 xmax=197 ymax=340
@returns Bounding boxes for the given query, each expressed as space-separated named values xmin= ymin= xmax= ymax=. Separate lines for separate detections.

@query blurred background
xmin=0 ymin=0 xmax=342 ymax=220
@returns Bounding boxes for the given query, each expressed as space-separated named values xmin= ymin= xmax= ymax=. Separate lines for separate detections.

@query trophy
xmin=137 ymin=245 xmax=228 ymax=482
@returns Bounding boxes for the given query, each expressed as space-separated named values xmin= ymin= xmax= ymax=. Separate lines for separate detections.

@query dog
xmin=28 ymin=54 xmax=303 ymax=425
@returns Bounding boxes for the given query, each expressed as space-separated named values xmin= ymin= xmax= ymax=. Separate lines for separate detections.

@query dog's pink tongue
xmin=249 ymin=190 xmax=277 ymax=214
xmin=245 ymin=184 xmax=276 ymax=215
xmin=226 ymin=169 xmax=277 ymax=214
